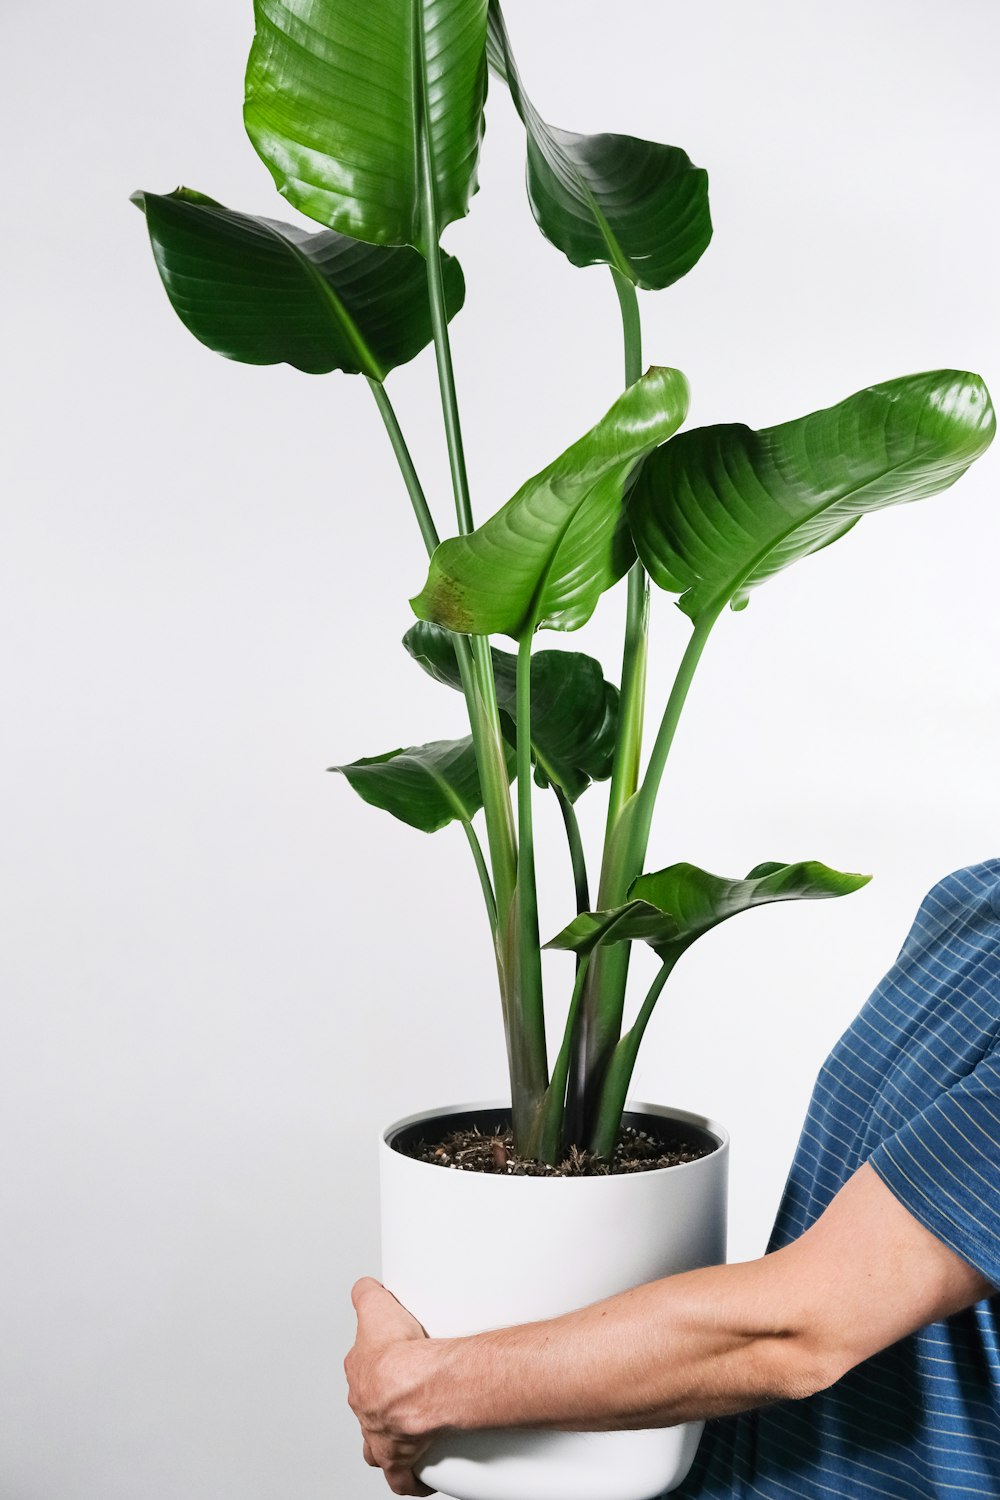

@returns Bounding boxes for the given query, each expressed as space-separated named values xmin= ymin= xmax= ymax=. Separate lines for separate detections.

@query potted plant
xmin=132 ymin=3 xmax=995 ymax=1496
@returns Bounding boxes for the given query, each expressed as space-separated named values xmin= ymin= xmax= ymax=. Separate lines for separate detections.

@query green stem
xmin=589 ymin=955 xmax=678 ymax=1159
xmin=554 ymin=786 xmax=590 ymax=914
xmin=604 ymin=271 xmax=646 ymax=829
xmin=606 ymin=572 xmax=649 ymax=833
xmin=571 ymin=612 xmax=719 ymax=1144
xmin=424 ymin=234 xmax=474 ymax=536
xmin=366 ymin=378 xmax=440 ymax=555
xmin=461 ymin=819 xmax=497 ymax=934
xmin=567 ymin=270 xmax=646 ymax=1143
xmin=627 ymin=609 xmax=721 ymax=868
xmin=515 ymin=630 xmax=547 ymax=1078
xmin=370 ymin=378 xmax=527 ymax=1128
xmin=416 ymin=57 xmax=474 ymax=538
xmin=366 ymin=378 xmax=504 ymax=942
xmin=414 ymin=22 xmax=541 ymax=1137
xmin=612 ymin=268 xmax=643 ymax=387
xmin=415 ymin=47 xmax=515 ymax=899
xmin=534 ymin=952 xmax=592 ymax=1163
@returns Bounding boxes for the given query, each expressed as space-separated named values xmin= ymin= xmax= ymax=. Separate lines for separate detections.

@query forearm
xmin=405 ymin=1249 xmax=832 ymax=1436
xmin=350 ymin=1166 xmax=992 ymax=1477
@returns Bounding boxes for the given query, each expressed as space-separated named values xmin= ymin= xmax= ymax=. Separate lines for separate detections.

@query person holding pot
xmin=346 ymin=861 xmax=1000 ymax=1498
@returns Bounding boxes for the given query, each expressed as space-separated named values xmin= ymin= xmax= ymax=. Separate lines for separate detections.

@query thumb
xmin=351 ymin=1277 xmax=385 ymax=1316
xmin=352 ymin=1278 xmax=426 ymax=1343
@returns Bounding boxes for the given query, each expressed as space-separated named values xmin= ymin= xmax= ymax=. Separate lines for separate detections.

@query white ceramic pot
xmin=379 ymin=1099 xmax=728 ymax=1500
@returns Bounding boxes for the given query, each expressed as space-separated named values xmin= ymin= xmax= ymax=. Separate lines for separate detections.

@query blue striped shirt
xmin=677 ymin=860 xmax=1000 ymax=1499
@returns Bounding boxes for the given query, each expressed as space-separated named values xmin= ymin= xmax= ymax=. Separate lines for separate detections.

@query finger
xmin=384 ymin=1467 xmax=434 ymax=1497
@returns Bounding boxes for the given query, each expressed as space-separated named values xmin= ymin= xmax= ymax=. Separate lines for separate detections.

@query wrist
xmin=386 ymin=1337 xmax=464 ymax=1438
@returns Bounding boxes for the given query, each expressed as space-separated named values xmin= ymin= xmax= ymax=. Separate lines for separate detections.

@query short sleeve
xmin=869 ymin=1044 xmax=1000 ymax=1290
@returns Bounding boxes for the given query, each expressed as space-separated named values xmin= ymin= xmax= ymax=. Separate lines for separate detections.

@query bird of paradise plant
xmin=133 ymin=0 xmax=995 ymax=1163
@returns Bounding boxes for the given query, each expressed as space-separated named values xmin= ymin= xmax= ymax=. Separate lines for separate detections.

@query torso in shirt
xmin=676 ymin=860 xmax=1000 ymax=1500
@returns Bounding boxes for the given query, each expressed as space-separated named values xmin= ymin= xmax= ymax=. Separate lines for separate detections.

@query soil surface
xmin=401 ymin=1122 xmax=714 ymax=1177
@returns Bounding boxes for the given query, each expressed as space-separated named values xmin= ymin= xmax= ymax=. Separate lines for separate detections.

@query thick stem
xmin=566 ymin=270 xmax=646 ymax=1143
xmin=414 ymin=9 xmax=474 ymax=539
xmin=416 ymin=54 xmax=516 ymax=908
xmin=554 ymin=785 xmax=590 ymax=914
xmin=515 ymin=631 xmax=547 ymax=1086
xmin=603 ymin=272 xmax=646 ymax=838
xmin=413 ymin=42 xmax=538 ymax=1129
xmin=588 ymin=956 xmax=677 ymax=1158
xmin=533 ymin=953 xmax=592 ymax=1164
xmin=416 ymin=152 xmax=515 ymax=898
xmin=612 ymin=268 xmax=643 ymax=388
xmin=572 ymin=612 xmax=720 ymax=1143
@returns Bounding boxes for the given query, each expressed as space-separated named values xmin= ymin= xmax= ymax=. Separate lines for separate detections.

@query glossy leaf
xmin=547 ymin=859 xmax=871 ymax=959
xmin=487 ymin=4 xmax=711 ymax=290
xmin=131 ymin=188 xmax=465 ymax=378
xmin=244 ymin=0 xmax=488 ymax=250
xmin=411 ymin=366 xmax=690 ymax=637
xmin=329 ymin=736 xmax=513 ymax=833
xmin=628 ymin=370 xmax=996 ymax=622
xmin=403 ymin=621 xmax=618 ymax=801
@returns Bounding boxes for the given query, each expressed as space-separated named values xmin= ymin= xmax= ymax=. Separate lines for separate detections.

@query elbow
xmin=766 ymin=1332 xmax=851 ymax=1404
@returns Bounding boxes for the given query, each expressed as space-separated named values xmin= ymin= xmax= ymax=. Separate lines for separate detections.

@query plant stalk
xmin=574 ymin=611 xmax=720 ymax=1143
xmin=365 ymin=380 xmax=501 ymax=941
xmin=612 ymin=268 xmax=644 ymax=388
xmin=515 ymin=630 xmax=547 ymax=1080
xmin=604 ymin=271 xmax=646 ymax=833
xmin=588 ymin=955 xmax=678 ymax=1158
xmin=367 ymin=378 xmax=440 ymax=554
xmin=417 ymin=255 xmax=513 ymax=906
xmin=414 ymin=38 xmax=542 ymax=1138
xmin=414 ymin=33 xmax=516 ymax=906
xmin=461 ymin=819 xmax=498 ymax=933
xmin=554 ymin=785 xmax=590 ymax=914
xmin=534 ymin=952 xmax=593 ymax=1164
xmin=566 ymin=269 xmax=647 ymax=1143
xmin=628 ymin=609 xmax=720 ymax=863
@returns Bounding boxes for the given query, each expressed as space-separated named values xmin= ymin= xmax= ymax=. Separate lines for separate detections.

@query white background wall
xmin=2 ymin=0 xmax=999 ymax=1495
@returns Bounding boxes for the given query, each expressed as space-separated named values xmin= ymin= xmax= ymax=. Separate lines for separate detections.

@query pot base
xmin=419 ymin=1423 xmax=703 ymax=1500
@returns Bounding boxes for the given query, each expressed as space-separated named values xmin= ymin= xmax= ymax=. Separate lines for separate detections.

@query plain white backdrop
xmin=2 ymin=0 xmax=999 ymax=1495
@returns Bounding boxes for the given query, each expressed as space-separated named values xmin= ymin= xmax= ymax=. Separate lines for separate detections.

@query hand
xmin=345 ymin=1277 xmax=437 ymax=1496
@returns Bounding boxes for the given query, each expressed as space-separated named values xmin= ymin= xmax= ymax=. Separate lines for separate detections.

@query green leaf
xmin=546 ymin=859 xmax=871 ymax=959
xmin=329 ymin=736 xmax=513 ymax=833
xmin=403 ymin=621 xmax=618 ymax=801
xmin=487 ymin=3 xmax=711 ymax=290
xmin=411 ymin=366 xmax=690 ymax=637
xmin=628 ymin=370 xmax=996 ymax=622
xmin=131 ymin=188 xmax=465 ymax=379
xmin=244 ymin=0 xmax=489 ymax=250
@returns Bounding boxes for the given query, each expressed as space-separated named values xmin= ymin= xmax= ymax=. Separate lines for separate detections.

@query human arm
xmin=345 ymin=1160 xmax=993 ymax=1491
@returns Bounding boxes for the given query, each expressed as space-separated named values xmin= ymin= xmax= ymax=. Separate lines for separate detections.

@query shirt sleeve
xmin=868 ymin=1044 xmax=1000 ymax=1290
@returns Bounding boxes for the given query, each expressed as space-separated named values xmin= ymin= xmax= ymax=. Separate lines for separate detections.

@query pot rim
xmin=380 ymin=1097 xmax=729 ymax=1182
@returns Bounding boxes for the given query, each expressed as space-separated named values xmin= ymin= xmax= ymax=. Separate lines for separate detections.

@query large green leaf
xmin=628 ymin=371 xmax=995 ymax=623
xmin=411 ymin=366 xmax=690 ymax=637
xmin=244 ymin=0 xmax=488 ymax=250
xmin=131 ymin=188 xmax=465 ymax=379
xmin=547 ymin=860 xmax=870 ymax=959
xmin=487 ymin=4 xmax=711 ymax=290
xmin=329 ymin=736 xmax=513 ymax=833
xmin=403 ymin=621 xmax=617 ymax=801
